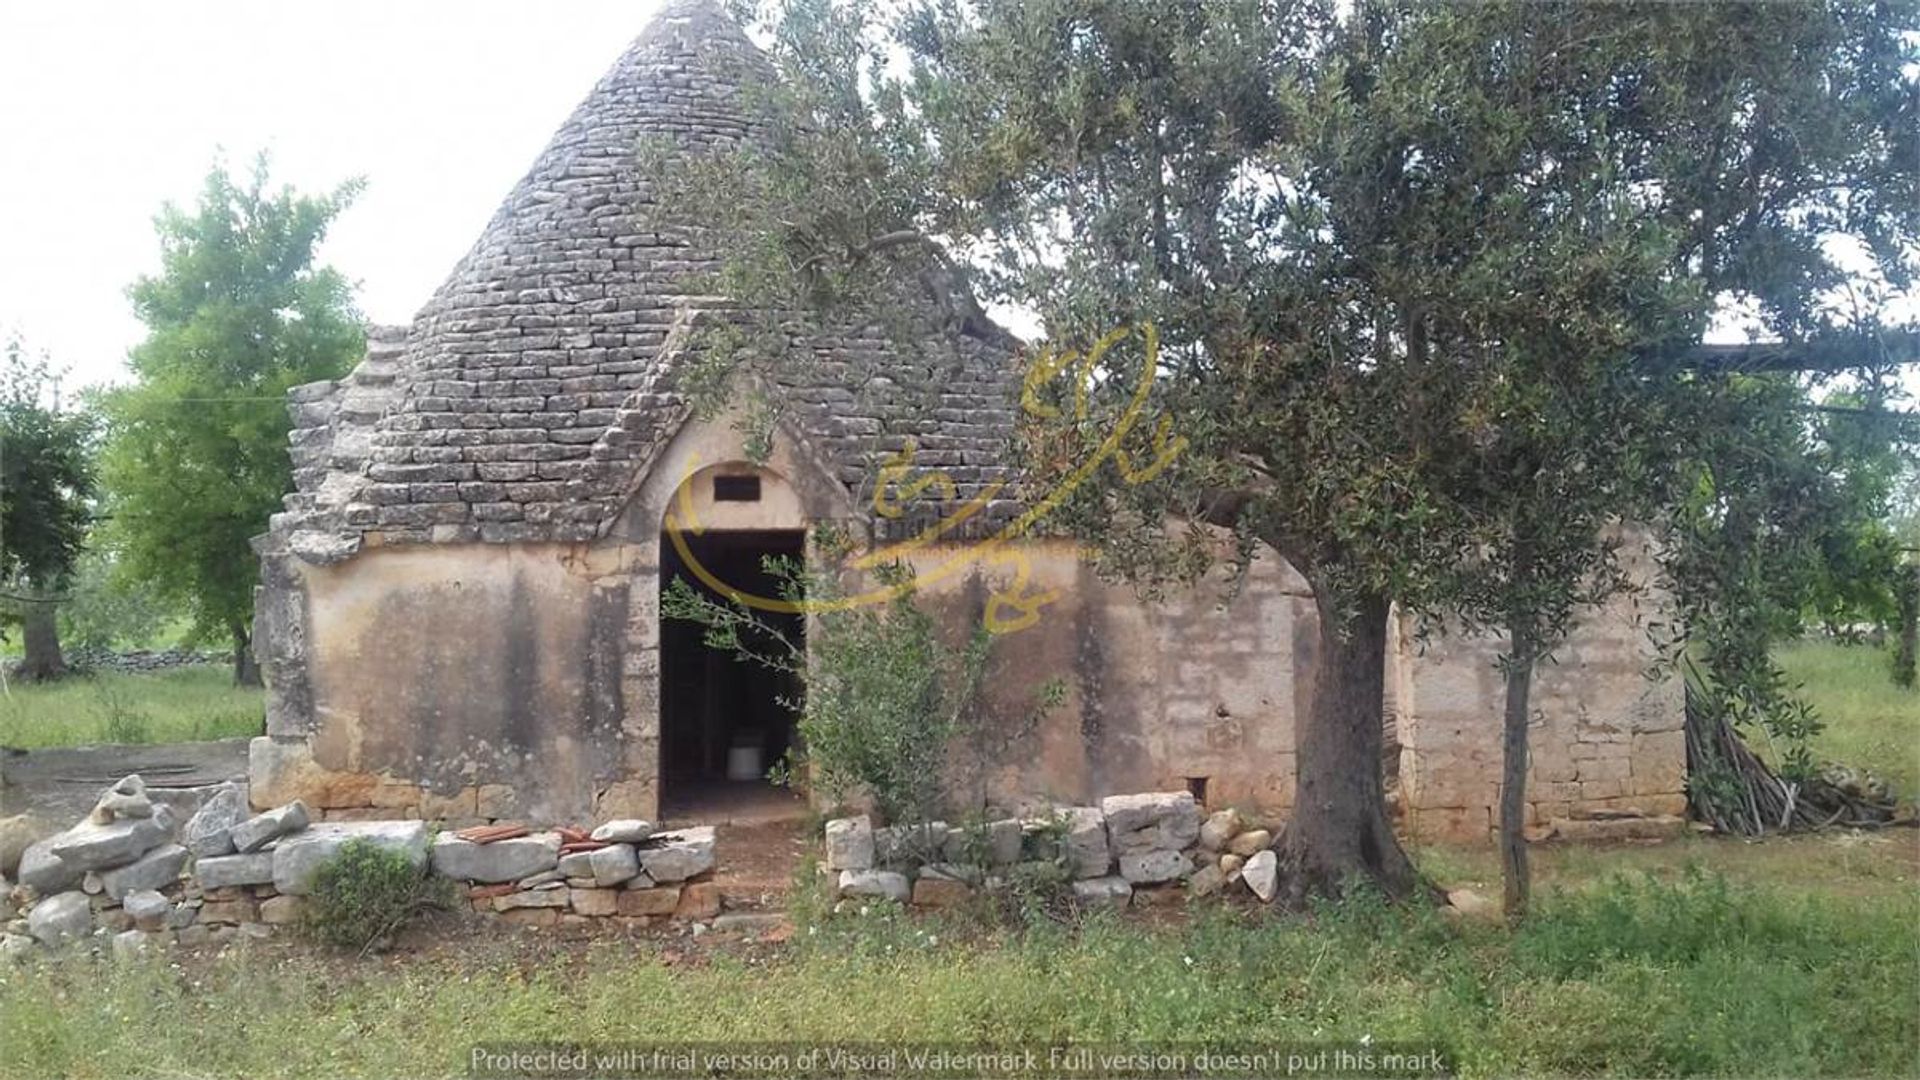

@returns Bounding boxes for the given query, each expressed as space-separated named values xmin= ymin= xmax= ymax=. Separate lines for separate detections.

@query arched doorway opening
xmin=657 ymin=464 xmax=806 ymax=821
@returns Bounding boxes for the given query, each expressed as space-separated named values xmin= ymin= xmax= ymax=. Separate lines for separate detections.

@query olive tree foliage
xmin=657 ymin=0 xmax=1916 ymax=901
xmin=0 ymin=334 xmax=96 ymax=681
xmin=1661 ymin=376 xmax=1917 ymax=774
xmin=1795 ymin=389 xmax=1917 ymax=638
xmin=95 ymin=158 xmax=363 ymax=686
xmin=1430 ymin=3 xmax=1916 ymax=914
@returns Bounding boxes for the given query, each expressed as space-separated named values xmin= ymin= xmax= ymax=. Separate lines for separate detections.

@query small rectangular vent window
xmin=713 ymin=475 xmax=761 ymax=502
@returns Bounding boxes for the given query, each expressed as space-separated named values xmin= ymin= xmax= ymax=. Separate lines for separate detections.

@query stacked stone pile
xmin=6 ymin=775 xmax=197 ymax=958
xmin=432 ymin=820 xmax=723 ymax=928
xmin=824 ymin=791 xmax=1289 ymax=910
xmin=3 ymin=775 xmax=440 ymax=960
xmin=4 ymin=775 xmax=731 ymax=960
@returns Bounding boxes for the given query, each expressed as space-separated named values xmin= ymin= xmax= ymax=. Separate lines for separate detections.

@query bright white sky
xmin=0 ymin=1 xmax=666 ymax=390
xmin=0 ymin=2 xmax=1910 ymax=398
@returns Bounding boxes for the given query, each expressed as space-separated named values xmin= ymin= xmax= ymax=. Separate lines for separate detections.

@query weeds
xmin=301 ymin=838 xmax=456 ymax=954
xmin=0 ymin=870 xmax=1912 ymax=1079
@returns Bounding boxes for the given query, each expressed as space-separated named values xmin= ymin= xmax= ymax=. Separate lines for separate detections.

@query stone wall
xmin=823 ymin=792 xmax=1289 ymax=911
xmin=1396 ymin=539 xmax=1686 ymax=841
xmin=253 ymin=404 xmax=1685 ymax=843
xmin=56 ymin=648 xmax=227 ymax=675
xmin=2 ymin=775 xmax=728 ymax=960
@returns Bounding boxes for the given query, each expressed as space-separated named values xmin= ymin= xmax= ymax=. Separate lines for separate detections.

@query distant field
xmin=0 ymin=667 xmax=263 ymax=748
xmin=1774 ymin=639 xmax=1920 ymax=799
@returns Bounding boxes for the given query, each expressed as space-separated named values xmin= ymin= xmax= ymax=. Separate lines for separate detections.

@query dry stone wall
xmin=1 ymin=774 xmax=731 ymax=962
xmin=822 ymin=792 xmax=1287 ymax=912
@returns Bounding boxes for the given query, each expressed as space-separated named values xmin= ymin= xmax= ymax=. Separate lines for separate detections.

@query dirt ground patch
xmin=0 ymin=738 xmax=247 ymax=821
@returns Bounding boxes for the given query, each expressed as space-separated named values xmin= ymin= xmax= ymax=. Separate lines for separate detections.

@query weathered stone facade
xmin=249 ymin=0 xmax=1684 ymax=841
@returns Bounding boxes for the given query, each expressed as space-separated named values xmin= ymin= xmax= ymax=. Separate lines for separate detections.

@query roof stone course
xmin=265 ymin=0 xmax=1020 ymax=564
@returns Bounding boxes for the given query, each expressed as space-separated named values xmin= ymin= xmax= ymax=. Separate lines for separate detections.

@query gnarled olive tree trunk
xmin=1275 ymin=589 xmax=1431 ymax=904
xmin=18 ymin=596 xmax=67 ymax=682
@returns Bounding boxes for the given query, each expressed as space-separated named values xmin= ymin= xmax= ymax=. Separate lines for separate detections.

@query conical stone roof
xmin=271 ymin=0 xmax=1018 ymax=561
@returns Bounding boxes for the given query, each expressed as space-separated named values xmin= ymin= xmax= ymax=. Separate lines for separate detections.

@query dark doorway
xmin=659 ymin=529 xmax=805 ymax=819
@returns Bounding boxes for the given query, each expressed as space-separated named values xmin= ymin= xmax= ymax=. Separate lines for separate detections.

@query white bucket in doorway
xmin=726 ymin=731 xmax=764 ymax=782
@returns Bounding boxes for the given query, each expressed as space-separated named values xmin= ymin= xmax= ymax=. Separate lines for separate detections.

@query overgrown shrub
xmin=301 ymin=838 xmax=454 ymax=953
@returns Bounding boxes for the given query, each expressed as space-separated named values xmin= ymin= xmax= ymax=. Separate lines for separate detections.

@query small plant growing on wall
xmin=302 ymin=839 xmax=454 ymax=955
xmin=663 ymin=525 xmax=1056 ymax=827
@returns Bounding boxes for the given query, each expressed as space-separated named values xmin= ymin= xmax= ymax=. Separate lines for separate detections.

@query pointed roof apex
xmin=271 ymin=2 xmax=1019 ymax=553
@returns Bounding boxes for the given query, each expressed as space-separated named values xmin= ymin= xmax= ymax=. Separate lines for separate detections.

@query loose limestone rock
xmin=110 ymin=928 xmax=153 ymax=960
xmin=430 ymin=831 xmax=561 ymax=883
xmin=230 ymin=801 xmax=311 ymax=854
xmin=556 ymin=850 xmax=597 ymax=879
xmin=1101 ymin=791 xmax=1201 ymax=854
xmin=676 ymin=882 xmax=722 ymax=921
xmin=1188 ymin=865 xmax=1227 ymax=898
xmin=966 ymin=820 xmax=1024 ymax=867
xmin=123 ymin=889 xmax=171 ymax=932
xmin=1198 ymin=809 xmax=1242 ymax=852
xmin=259 ymin=896 xmax=305 ymax=925
xmin=837 ymin=869 xmax=910 ymax=903
xmin=47 ymin=814 xmax=169 ymax=872
xmin=0 ymin=814 xmax=51 ymax=878
xmin=589 ymin=820 xmax=654 ymax=844
xmin=183 ymin=783 xmax=249 ymax=857
xmin=1243 ymin=850 xmax=1278 ymax=902
xmin=874 ymin=822 xmax=947 ymax=869
xmin=1071 ymin=876 xmax=1133 ymax=908
xmin=193 ymin=851 xmax=276 ymax=889
xmin=199 ymin=898 xmax=257 ymax=925
xmin=272 ymin=820 xmax=428 ymax=895
xmin=1059 ymin=807 xmax=1111 ymax=880
xmin=92 ymin=775 xmax=155 ymax=823
xmin=824 ymin=816 xmax=874 ymax=871
xmin=616 ymin=887 xmax=680 ymax=917
xmin=1226 ymin=829 xmax=1272 ymax=858
xmin=495 ymin=888 xmax=569 ymax=911
xmin=1118 ymin=848 xmax=1190 ymax=885
xmin=570 ymin=888 xmax=620 ymax=917
xmin=588 ymin=844 xmax=641 ymax=886
xmin=1 ymin=934 xmax=35 ymax=962
xmin=99 ymin=844 xmax=188 ymax=900
xmin=16 ymin=835 xmax=81 ymax=894
xmin=27 ymin=891 xmax=91 ymax=946
xmin=638 ymin=827 xmax=714 ymax=883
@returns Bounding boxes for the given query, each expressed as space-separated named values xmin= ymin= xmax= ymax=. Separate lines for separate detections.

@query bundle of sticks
xmin=1684 ymin=679 xmax=1903 ymax=835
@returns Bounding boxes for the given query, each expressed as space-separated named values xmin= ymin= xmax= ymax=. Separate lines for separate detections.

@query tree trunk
xmin=1275 ymin=589 xmax=1432 ymax=904
xmin=18 ymin=596 xmax=67 ymax=682
xmin=231 ymin=621 xmax=262 ymax=688
xmin=1499 ymin=617 xmax=1536 ymax=920
xmin=1894 ymin=565 xmax=1917 ymax=690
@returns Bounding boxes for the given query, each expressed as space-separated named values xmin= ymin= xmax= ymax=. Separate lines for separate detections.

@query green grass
xmin=0 ymin=667 xmax=263 ymax=748
xmin=0 ymin=862 xmax=1913 ymax=1079
xmin=1774 ymin=638 xmax=1920 ymax=799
